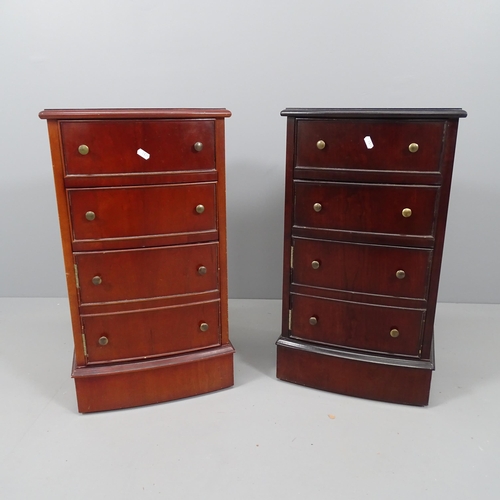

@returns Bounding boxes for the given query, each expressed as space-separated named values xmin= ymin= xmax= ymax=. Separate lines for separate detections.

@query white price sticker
xmin=364 ymin=136 xmax=374 ymax=149
xmin=137 ymin=148 xmax=150 ymax=160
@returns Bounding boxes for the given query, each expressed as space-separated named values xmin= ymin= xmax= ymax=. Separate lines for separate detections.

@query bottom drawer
xmin=82 ymin=300 xmax=221 ymax=364
xmin=290 ymin=294 xmax=424 ymax=356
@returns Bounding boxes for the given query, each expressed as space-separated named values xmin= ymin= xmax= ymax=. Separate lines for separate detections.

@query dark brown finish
xmin=294 ymin=181 xmax=438 ymax=236
xmin=277 ymin=345 xmax=432 ymax=406
xmin=40 ymin=108 xmax=233 ymax=412
xmin=296 ymin=119 xmax=444 ymax=171
xmin=290 ymin=294 xmax=425 ymax=356
xmin=292 ymin=237 xmax=432 ymax=299
xmin=277 ymin=108 xmax=466 ymax=405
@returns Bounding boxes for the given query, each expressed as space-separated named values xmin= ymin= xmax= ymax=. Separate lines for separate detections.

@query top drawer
xmin=296 ymin=119 xmax=444 ymax=172
xmin=61 ymin=120 xmax=215 ymax=175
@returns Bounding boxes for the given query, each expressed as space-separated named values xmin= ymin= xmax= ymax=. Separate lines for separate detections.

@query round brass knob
xmin=98 ymin=336 xmax=108 ymax=346
xmin=78 ymin=144 xmax=89 ymax=155
xmin=396 ymin=270 xmax=406 ymax=279
xmin=409 ymin=143 xmax=419 ymax=153
xmin=85 ymin=211 xmax=96 ymax=221
xmin=198 ymin=266 xmax=207 ymax=275
xmin=92 ymin=276 xmax=102 ymax=286
xmin=316 ymin=140 xmax=326 ymax=150
xmin=311 ymin=261 xmax=320 ymax=270
xmin=200 ymin=322 xmax=209 ymax=332
xmin=313 ymin=203 xmax=322 ymax=212
xmin=195 ymin=204 xmax=205 ymax=214
xmin=309 ymin=316 xmax=318 ymax=326
xmin=402 ymin=208 xmax=412 ymax=218
xmin=194 ymin=142 xmax=203 ymax=152
xmin=390 ymin=329 xmax=400 ymax=338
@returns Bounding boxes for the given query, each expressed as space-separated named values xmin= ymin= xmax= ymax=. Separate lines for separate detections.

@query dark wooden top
xmin=39 ymin=108 xmax=232 ymax=120
xmin=281 ymin=108 xmax=467 ymax=119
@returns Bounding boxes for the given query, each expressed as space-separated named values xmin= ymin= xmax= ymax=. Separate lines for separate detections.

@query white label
xmin=364 ymin=136 xmax=374 ymax=149
xmin=137 ymin=148 xmax=150 ymax=160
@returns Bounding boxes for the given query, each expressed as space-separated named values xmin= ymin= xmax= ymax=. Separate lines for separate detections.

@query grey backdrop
xmin=1 ymin=1 xmax=499 ymax=303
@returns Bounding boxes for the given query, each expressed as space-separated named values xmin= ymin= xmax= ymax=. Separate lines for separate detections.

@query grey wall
xmin=1 ymin=1 xmax=499 ymax=302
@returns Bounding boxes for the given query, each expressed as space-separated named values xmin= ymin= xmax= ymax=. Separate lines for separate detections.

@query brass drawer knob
xmin=195 ymin=204 xmax=205 ymax=214
xmin=98 ymin=336 xmax=108 ymax=346
xmin=198 ymin=266 xmax=207 ymax=275
xmin=313 ymin=203 xmax=322 ymax=212
xmin=396 ymin=270 xmax=406 ymax=279
xmin=402 ymin=208 xmax=412 ymax=218
xmin=194 ymin=142 xmax=203 ymax=152
xmin=309 ymin=316 xmax=318 ymax=326
xmin=316 ymin=140 xmax=326 ymax=150
xmin=200 ymin=322 xmax=209 ymax=332
xmin=409 ymin=143 xmax=419 ymax=153
xmin=311 ymin=261 xmax=320 ymax=270
xmin=78 ymin=144 xmax=89 ymax=155
xmin=85 ymin=211 xmax=96 ymax=221
xmin=390 ymin=328 xmax=400 ymax=338
xmin=92 ymin=276 xmax=102 ymax=286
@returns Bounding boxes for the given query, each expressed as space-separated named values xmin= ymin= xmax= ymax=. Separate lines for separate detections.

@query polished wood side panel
xmin=214 ymin=118 xmax=230 ymax=345
xmin=281 ymin=117 xmax=297 ymax=337
xmin=296 ymin=119 xmax=444 ymax=171
xmin=75 ymin=243 xmax=219 ymax=304
xmin=69 ymin=183 xmax=216 ymax=244
xmin=277 ymin=345 xmax=432 ymax=406
xmin=73 ymin=346 xmax=234 ymax=413
xmin=61 ymin=120 xmax=215 ymax=175
xmin=292 ymin=237 xmax=432 ymax=299
xmin=46 ymin=120 xmax=86 ymax=366
xmin=420 ymin=120 xmax=460 ymax=359
xmin=294 ymin=181 xmax=438 ymax=237
xmin=82 ymin=300 xmax=221 ymax=363
xmin=290 ymin=294 xmax=425 ymax=356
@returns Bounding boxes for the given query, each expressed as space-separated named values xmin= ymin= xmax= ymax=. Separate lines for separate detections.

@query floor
xmin=1 ymin=298 xmax=499 ymax=499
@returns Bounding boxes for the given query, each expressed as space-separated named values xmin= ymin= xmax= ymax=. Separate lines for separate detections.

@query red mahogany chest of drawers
xmin=277 ymin=108 xmax=466 ymax=406
xmin=40 ymin=108 xmax=233 ymax=412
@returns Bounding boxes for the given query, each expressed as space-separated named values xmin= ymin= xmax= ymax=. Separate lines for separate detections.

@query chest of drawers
xmin=40 ymin=108 xmax=233 ymax=412
xmin=276 ymin=108 xmax=466 ymax=406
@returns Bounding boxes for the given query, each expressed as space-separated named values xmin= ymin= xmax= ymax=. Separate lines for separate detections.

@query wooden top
xmin=281 ymin=108 xmax=467 ymax=119
xmin=39 ymin=108 xmax=232 ymax=120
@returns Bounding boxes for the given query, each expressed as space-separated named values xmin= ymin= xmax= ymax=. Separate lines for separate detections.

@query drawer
xmin=294 ymin=181 xmax=437 ymax=237
xmin=82 ymin=300 xmax=221 ymax=364
xmin=75 ymin=242 xmax=218 ymax=304
xmin=296 ymin=119 xmax=444 ymax=171
xmin=290 ymin=294 xmax=424 ymax=356
xmin=61 ymin=119 xmax=215 ymax=175
xmin=69 ymin=183 xmax=216 ymax=244
xmin=292 ymin=238 xmax=432 ymax=299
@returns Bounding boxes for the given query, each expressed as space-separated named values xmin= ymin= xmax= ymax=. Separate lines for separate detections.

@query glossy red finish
xmin=82 ymin=300 xmax=221 ymax=363
xmin=41 ymin=108 xmax=233 ymax=412
xmin=61 ymin=119 xmax=215 ymax=175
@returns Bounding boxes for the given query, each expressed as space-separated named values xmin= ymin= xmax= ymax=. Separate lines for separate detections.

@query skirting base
xmin=72 ymin=344 xmax=234 ymax=413
xmin=276 ymin=338 xmax=433 ymax=406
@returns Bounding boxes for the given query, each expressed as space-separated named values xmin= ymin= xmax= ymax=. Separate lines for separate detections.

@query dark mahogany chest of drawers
xmin=276 ymin=108 xmax=466 ymax=406
xmin=40 ymin=108 xmax=234 ymax=412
